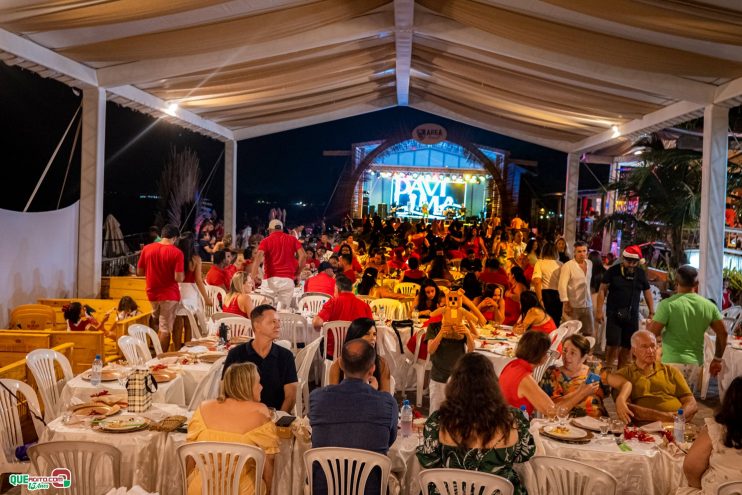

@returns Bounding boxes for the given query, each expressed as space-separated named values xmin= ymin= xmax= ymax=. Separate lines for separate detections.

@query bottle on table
xmin=674 ymin=409 xmax=685 ymax=443
xmin=401 ymin=400 xmax=413 ymax=437
xmin=90 ymin=354 xmax=103 ymax=386
xmin=520 ymin=405 xmax=530 ymax=421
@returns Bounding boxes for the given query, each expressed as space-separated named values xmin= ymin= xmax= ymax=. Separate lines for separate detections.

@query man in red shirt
xmin=312 ymin=275 xmax=373 ymax=357
xmin=137 ymin=224 xmax=185 ymax=351
xmin=205 ymin=250 xmax=231 ymax=290
xmin=224 ymin=249 xmax=249 ymax=284
xmin=251 ymin=219 xmax=306 ymax=308
xmin=304 ymin=261 xmax=336 ymax=297
xmin=338 ymin=254 xmax=357 ymax=283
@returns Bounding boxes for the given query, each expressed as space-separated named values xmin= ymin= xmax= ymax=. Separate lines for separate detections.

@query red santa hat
xmin=622 ymin=245 xmax=644 ymax=263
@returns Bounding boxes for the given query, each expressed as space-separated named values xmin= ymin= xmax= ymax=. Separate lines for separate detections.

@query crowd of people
xmin=124 ymin=213 xmax=742 ymax=495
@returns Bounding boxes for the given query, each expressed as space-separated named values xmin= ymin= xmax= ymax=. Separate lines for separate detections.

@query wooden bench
xmin=0 ymin=321 xmax=150 ymax=374
xmin=106 ymin=276 xmax=149 ymax=305
xmin=38 ymin=298 xmax=152 ymax=332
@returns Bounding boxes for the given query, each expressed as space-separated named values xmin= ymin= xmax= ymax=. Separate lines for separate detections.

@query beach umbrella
xmin=103 ymin=214 xmax=129 ymax=257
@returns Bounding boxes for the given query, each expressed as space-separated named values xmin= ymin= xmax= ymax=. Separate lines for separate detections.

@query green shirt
xmin=654 ymin=292 xmax=722 ymax=365
xmin=617 ymin=362 xmax=692 ymax=413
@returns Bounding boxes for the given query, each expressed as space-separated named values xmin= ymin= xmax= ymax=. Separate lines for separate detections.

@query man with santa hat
xmin=596 ymin=245 xmax=655 ymax=370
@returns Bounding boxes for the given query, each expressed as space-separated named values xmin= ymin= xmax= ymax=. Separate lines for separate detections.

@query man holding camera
xmin=596 ymin=246 xmax=655 ymax=370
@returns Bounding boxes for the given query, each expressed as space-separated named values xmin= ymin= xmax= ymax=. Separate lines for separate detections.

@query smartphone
xmin=275 ymin=415 xmax=296 ymax=427
xmin=585 ymin=374 xmax=601 ymax=385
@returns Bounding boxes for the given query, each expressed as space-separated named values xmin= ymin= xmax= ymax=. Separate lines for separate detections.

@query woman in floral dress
xmin=416 ymin=353 xmax=535 ymax=495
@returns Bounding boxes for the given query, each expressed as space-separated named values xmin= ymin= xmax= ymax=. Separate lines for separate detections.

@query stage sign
xmin=392 ymin=177 xmax=464 ymax=218
xmin=412 ymin=124 xmax=447 ymax=145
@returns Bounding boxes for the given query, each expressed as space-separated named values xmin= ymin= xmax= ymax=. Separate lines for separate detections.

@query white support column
xmin=77 ymin=87 xmax=106 ymax=297
xmin=602 ymin=159 xmax=620 ymax=255
xmin=563 ymin=153 xmax=580 ymax=247
xmin=224 ymin=140 xmax=237 ymax=242
xmin=699 ymin=104 xmax=729 ymax=305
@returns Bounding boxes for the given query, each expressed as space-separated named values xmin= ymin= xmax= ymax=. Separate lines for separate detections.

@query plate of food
xmin=541 ymin=425 xmax=590 ymax=440
xmin=151 ymin=370 xmax=177 ymax=383
xmin=199 ymin=351 xmax=227 ymax=364
xmin=71 ymin=403 xmax=121 ymax=417
xmin=96 ymin=416 xmax=150 ymax=433
xmin=81 ymin=369 xmax=121 ymax=382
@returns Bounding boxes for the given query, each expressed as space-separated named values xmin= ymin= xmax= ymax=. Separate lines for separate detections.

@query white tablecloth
xmin=527 ymin=419 xmax=686 ymax=495
xmin=719 ymin=343 xmax=742 ymax=398
xmin=38 ymin=403 xmax=189 ymax=495
xmin=60 ymin=371 xmax=186 ymax=408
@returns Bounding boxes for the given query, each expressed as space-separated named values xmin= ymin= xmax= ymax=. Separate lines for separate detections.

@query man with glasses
xmin=613 ymin=330 xmax=697 ymax=423
xmin=596 ymin=246 xmax=654 ymax=370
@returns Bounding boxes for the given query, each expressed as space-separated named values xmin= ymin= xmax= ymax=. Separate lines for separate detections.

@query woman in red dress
xmin=503 ymin=266 xmax=528 ymax=325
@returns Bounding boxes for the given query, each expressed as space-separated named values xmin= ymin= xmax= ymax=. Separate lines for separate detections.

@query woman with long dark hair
xmin=174 ymin=232 xmax=210 ymax=345
xmin=417 ymin=353 xmax=535 ymax=495
xmin=513 ymin=290 xmax=556 ymax=335
xmin=327 ymin=317 xmax=391 ymax=393
xmin=681 ymin=376 xmax=742 ymax=494
xmin=504 ymin=266 xmax=528 ymax=325
xmin=356 ymin=267 xmax=405 ymax=300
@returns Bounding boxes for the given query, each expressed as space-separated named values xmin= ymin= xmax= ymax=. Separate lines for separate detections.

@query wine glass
xmin=599 ymin=416 xmax=610 ymax=438
xmin=611 ymin=419 xmax=626 ymax=442
xmin=546 ymin=405 xmax=557 ymax=425
xmin=556 ymin=405 xmax=569 ymax=426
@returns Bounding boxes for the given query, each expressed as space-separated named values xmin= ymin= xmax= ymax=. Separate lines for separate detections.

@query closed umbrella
xmin=103 ymin=214 xmax=129 ymax=257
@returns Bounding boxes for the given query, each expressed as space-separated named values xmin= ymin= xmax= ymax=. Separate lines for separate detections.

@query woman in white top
xmin=532 ymin=242 xmax=562 ymax=326
xmin=680 ymin=377 xmax=742 ymax=495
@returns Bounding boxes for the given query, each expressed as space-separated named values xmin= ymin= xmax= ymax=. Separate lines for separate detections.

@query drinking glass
xmin=599 ymin=416 xmax=610 ymax=438
xmin=546 ymin=405 xmax=557 ymax=424
xmin=611 ymin=419 xmax=626 ymax=441
xmin=556 ymin=405 xmax=569 ymax=426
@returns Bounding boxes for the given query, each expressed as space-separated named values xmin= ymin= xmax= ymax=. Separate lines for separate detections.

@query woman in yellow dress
xmin=187 ymin=362 xmax=280 ymax=495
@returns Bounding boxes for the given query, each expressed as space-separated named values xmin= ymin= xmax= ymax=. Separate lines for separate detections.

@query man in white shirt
xmin=558 ymin=241 xmax=594 ymax=336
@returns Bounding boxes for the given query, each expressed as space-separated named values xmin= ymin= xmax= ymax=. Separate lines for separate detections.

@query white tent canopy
xmin=0 ymin=0 xmax=737 ymax=300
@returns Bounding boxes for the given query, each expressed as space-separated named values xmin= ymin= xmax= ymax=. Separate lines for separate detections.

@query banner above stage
xmin=412 ymin=123 xmax=447 ymax=145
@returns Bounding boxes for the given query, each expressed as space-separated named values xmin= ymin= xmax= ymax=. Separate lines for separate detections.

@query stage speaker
xmin=362 ymin=205 xmax=369 ymax=216
xmin=377 ymin=203 xmax=388 ymax=217
xmin=369 ymin=205 xmax=376 ymax=216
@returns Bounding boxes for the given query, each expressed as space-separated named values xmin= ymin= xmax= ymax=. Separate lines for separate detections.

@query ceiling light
xmin=611 ymin=125 xmax=620 ymax=138
xmin=166 ymin=102 xmax=178 ymax=115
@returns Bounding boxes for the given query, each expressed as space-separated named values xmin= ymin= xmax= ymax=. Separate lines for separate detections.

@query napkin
xmin=640 ymin=421 xmax=664 ymax=433
xmin=291 ymin=417 xmax=312 ymax=443
xmin=573 ymin=416 xmax=603 ymax=430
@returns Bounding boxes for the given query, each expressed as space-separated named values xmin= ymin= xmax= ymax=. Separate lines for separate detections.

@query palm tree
xmin=596 ymin=136 xmax=740 ymax=269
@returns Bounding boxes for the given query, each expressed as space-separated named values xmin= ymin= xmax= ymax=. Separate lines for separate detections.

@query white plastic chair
xmin=404 ymin=328 xmax=431 ymax=407
xmin=585 ymin=336 xmax=596 ymax=350
xmin=128 ymin=323 xmax=164 ymax=357
xmin=0 ymin=379 xmax=44 ymax=477
xmin=210 ymin=312 xmax=235 ymax=321
xmin=188 ymin=357 xmax=227 ymax=411
xmin=717 ymin=481 xmax=742 ymax=495
xmin=550 ymin=320 xmax=582 ymax=351
xmin=394 ymin=282 xmax=421 ymax=297
xmin=532 ymin=350 xmax=559 ymax=384
xmin=304 ymin=447 xmax=391 ymax=495
xmin=294 ymin=377 xmax=309 ymax=417
xmin=277 ymin=312 xmax=307 ymax=353
xmin=721 ymin=305 xmax=742 ymax=334
xmin=531 ymin=456 xmax=618 ymax=495
xmin=299 ymin=294 xmax=330 ymax=316
xmin=29 ymin=441 xmax=121 ymax=495
xmin=700 ymin=331 xmax=716 ymax=399
xmin=204 ymin=285 xmax=226 ymax=318
xmin=219 ymin=316 xmax=254 ymax=340
xmin=117 ymin=335 xmax=151 ymax=365
xmin=26 ymin=348 xmax=74 ymax=422
xmin=178 ymin=441 xmax=266 ymax=495
xmin=418 ymin=468 xmax=514 ymax=495
xmin=250 ymin=293 xmax=275 ymax=308
xmin=321 ymin=321 xmax=352 ymax=386
xmin=370 ymin=298 xmax=406 ymax=320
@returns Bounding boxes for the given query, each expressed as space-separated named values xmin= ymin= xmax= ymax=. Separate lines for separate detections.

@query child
xmin=116 ymin=296 xmax=140 ymax=320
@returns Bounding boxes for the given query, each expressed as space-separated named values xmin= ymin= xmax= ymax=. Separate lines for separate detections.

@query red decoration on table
xmin=623 ymin=426 xmax=656 ymax=443
xmin=90 ymin=390 xmax=110 ymax=398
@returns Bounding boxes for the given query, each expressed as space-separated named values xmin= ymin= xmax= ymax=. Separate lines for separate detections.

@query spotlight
xmin=166 ymin=102 xmax=178 ymax=115
xmin=611 ymin=125 xmax=620 ymax=138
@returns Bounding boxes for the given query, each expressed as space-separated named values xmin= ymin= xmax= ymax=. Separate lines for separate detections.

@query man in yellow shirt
xmin=615 ymin=330 xmax=697 ymax=423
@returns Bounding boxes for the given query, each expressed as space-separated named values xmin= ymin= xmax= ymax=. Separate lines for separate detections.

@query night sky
xmin=2 ymin=61 xmax=608 ymax=235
